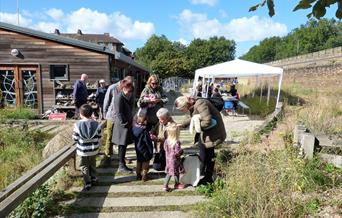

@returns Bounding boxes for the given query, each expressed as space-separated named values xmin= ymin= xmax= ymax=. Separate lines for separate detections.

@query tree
xmin=134 ymin=35 xmax=173 ymax=70
xmin=240 ymin=37 xmax=281 ymax=62
xmin=186 ymin=36 xmax=236 ymax=73
xmin=241 ymin=18 xmax=342 ymax=63
xmin=135 ymin=35 xmax=236 ymax=78
xmin=249 ymin=0 xmax=342 ymax=19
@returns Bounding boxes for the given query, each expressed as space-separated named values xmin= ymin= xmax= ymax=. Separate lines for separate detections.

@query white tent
xmin=193 ymin=59 xmax=284 ymax=109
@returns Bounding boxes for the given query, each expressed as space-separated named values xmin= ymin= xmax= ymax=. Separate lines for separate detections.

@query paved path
xmin=60 ymin=110 xmax=265 ymax=217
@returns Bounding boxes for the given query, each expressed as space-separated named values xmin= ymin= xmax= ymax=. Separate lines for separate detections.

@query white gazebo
xmin=193 ymin=59 xmax=284 ymax=109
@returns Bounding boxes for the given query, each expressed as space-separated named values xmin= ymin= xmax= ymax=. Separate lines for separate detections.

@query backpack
xmin=208 ymin=97 xmax=224 ymax=112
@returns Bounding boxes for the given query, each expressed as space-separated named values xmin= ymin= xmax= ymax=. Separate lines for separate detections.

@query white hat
xmin=99 ymin=79 xmax=105 ymax=83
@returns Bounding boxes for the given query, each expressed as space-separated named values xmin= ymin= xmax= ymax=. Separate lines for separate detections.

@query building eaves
xmin=114 ymin=51 xmax=149 ymax=72
xmin=0 ymin=21 xmax=112 ymax=54
xmin=0 ymin=22 xmax=148 ymax=72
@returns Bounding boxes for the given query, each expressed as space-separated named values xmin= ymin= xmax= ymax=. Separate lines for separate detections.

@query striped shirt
xmin=72 ymin=119 xmax=102 ymax=156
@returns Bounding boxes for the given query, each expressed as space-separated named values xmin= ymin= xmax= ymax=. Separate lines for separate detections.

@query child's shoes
xmin=136 ymin=174 xmax=142 ymax=181
xmin=174 ymin=183 xmax=185 ymax=189
xmin=163 ymin=185 xmax=170 ymax=192
xmin=91 ymin=177 xmax=98 ymax=185
xmin=83 ymin=183 xmax=92 ymax=191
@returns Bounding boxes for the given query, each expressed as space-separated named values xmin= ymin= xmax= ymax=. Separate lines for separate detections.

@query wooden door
xmin=0 ymin=65 xmax=41 ymax=112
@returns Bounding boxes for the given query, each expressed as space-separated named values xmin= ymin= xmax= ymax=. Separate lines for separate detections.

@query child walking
xmin=132 ymin=112 xmax=154 ymax=181
xmin=72 ymin=104 xmax=102 ymax=191
xmin=163 ymin=124 xmax=185 ymax=191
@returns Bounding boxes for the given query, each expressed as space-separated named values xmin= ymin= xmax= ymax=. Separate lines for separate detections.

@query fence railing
xmin=0 ymin=145 xmax=76 ymax=217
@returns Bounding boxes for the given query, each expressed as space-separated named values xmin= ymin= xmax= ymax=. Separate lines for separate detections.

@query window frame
xmin=49 ymin=64 xmax=69 ymax=81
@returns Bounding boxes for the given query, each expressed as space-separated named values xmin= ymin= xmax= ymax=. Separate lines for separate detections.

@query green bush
xmin=196 ymin=148 xmax=341 ymax=217
xmin=0 ymin=128 xmax=52 ymax=189
xmin=9 ymin=183 xmax=55 ymax=218
xmin=196 ymin=178 xmax=225 ymax=197
xmin=0 ymin=107 xmax=37 ymax=120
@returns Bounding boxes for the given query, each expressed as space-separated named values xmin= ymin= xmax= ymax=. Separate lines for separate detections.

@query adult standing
xmin=103 ymin=76 xmax=133 ymax=158
xmin=73 ymin=74 xmax=88 ymax=118
xmin=174 ymin=96 xmax=226 ymax=184
xmin=111 ymin=82 xmax=134 ymax=173
xmin=137 ymin=75 xmax=168 ymax=131
xmin=95 ymin=79 xmax=107 ymax=120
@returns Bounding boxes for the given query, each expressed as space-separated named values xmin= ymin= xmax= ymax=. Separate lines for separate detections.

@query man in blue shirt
xmin=73 ymin=74 xmax=88 ymax=118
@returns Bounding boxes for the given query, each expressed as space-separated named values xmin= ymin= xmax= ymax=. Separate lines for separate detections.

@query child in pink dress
xmin=163 ymin=124 xmax=185 ymax=191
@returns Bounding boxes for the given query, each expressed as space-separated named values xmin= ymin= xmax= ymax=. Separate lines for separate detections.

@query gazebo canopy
xmin=193 ymin=59 xmax=284 ymax=108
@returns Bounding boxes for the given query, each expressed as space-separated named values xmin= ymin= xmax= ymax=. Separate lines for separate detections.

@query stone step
xmin=40 ymin=124 xmax=59 ymax=132
xmin=95 ymin=174 xmax=165 ymax=185
xmin=69 ymin=185 xmax=195 ymax=193
xmin=28 ymin=124 xmax=46 ymax=131
xmin=65 ymin=195 xmax=205 ymax=207
xmin=48 ymin=124 xmax=71 ymax=134
xmin=66 ymin=211 xmax=190 ymax=218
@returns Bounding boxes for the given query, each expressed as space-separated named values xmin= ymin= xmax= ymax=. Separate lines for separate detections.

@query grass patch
xmin=196 ymin=148 xmax=341 ymax=217
xmin=0 ymin=127 xmax=52 ymax=189
xmin=0 ymin=107 xmax=37 ymax=120
xmin=240 ymin=96 xmax=276 ymax=118
xmin=297 ymin=95 xmax=342 ymax=136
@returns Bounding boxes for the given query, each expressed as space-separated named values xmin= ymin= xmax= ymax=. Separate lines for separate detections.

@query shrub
xmin=9 ymin=183 xmax=54 ymax=218
xmin=0 ymin=107 xmax=37 ymax=120
xmin=0 ymin=128 xmax=52 ymax=189
xmin=196 ymin=148 xmax=341 ymax=217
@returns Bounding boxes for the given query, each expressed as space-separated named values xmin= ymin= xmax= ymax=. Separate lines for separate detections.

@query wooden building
xmin=0 ymin=22 xmax=149 ymax=114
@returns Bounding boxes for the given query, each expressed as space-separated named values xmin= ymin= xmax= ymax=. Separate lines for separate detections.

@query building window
xmin=50 ymin=65 xmax=69 ymax=80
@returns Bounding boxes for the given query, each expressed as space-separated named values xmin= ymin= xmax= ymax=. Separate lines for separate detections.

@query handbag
xmin=153 ymin=149 xmax=166 ymax=171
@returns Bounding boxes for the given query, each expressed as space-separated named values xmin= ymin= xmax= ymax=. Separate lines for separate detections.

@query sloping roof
xmin=195 ymin=59 xmax=283 ymax=78
xmin=0 ymin=22 xmax=148 ymax=72
xmin=59 ymin=33 xmax=123 ymax=45
xmin=0 ymin=22 xmax=111 ymax=54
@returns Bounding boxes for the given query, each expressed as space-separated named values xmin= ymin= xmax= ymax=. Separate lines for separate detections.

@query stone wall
xmin=266 ymin=47 xmax=342 ymax=87
xmin=267 ymin=46 xmax=342 ymax=70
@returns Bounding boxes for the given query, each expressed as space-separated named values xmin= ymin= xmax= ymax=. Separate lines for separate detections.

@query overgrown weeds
xmin=196 ymin=148 xmax=341 ymax=217
xmin=0 ymin=107 xmax=37 ymax=120
xmin=297 ymin=95 xmax=342 ymax=136
xmin=0 ymin=128 xmax=52 ymax=189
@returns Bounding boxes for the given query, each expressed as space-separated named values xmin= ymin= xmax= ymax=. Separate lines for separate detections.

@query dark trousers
xmin=199 ymin=142 xmax=215 ymax=184
xmin=118 ymin=145 xmax=128 ymax=165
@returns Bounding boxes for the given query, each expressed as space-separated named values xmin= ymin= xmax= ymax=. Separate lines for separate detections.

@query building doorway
xmin=0 ymin=65 xmax=41 ymax=112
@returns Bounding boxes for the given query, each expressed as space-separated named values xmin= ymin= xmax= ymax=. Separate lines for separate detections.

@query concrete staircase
xmin=61 ymin=128 xmax=205 ymax=218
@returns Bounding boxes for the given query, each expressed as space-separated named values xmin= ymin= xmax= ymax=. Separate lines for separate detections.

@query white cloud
xmin=65 ymin=8 xmax=155 ymax=41
xmin=177 ymin=38 xmax=189 ymax=45
xmin=0 ymin=8 xmax=155 ymax=43
xmin=177 ymin=10 xmax=288 ymax=42
xmin=190 ymin=0 xmax=218 ymax=6
xmin=0 ymin=12 xmax=32 ymax=26
xmin=33 ymin=22 xmax=62 ymax=33
xmin=46 ymin=8 xmax=64 ymax=20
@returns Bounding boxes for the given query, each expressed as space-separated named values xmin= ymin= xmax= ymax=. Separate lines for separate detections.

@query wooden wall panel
xmin=0 ymin=28 xmax=110 ymax=112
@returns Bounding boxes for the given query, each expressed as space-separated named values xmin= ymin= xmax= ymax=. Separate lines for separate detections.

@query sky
xmin=0 ymin=0 xmax=338 ymax=57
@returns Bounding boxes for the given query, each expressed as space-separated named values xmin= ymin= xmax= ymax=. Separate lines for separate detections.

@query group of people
xmin=72 ymin=73 xmax=226 ymax=191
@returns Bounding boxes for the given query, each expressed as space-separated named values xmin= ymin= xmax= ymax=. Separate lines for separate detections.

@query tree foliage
xmin=250 ymin=0 xmax=342 ymax=19
xmin=241 ymin=18 xmax=342 ymax=63
xmin=135 ymin=35 xmax=235 ymax=78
